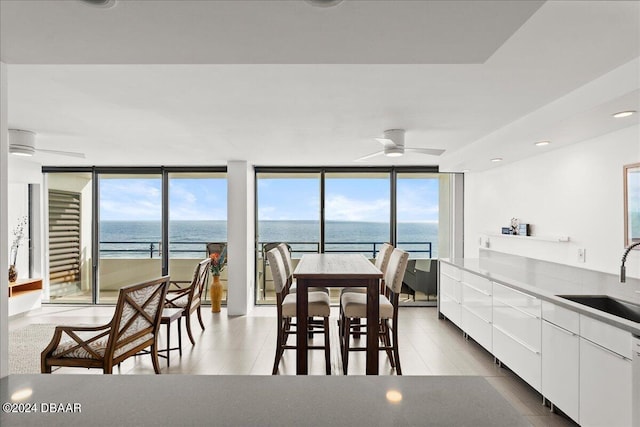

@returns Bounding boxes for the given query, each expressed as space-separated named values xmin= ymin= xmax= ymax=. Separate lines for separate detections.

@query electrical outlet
xmin=577 ymin=248 xmax=586 ymax=263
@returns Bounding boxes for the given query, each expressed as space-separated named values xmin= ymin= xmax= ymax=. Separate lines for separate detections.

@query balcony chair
xmin=164 ymin=258 xmax=211 ymax=345
xmin=267 ymin=248 xmax=331 ymax=375
xmin=401 ymin=259 xmax=438 ymax=301
xmin=340 ymin=248 xmax=409 ymax=375
xmin=206 ymin=242 xmax=226 ymax=256
xmin=41 ymin=276 xmax=170 ymax=374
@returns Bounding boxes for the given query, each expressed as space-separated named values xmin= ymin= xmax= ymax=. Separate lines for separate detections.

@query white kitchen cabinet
xmin=460 ymin=271 xmax=492 ymax=352
xmin=541 ymin=302 xmax=579 ymax=423
xmin=493 ymin=282 xmax=541 ymax=392
xmin=579 ymin=316 xmax=633 ymax=427
xmin=439 ymin=265 xmax=462 ymax=328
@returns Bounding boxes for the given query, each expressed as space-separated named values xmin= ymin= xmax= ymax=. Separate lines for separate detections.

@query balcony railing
xmin=99 ymin=241 xmax=433 ymax=259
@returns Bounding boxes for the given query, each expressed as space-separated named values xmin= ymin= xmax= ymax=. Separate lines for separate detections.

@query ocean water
xmin=100 ymin=220 xmax=438 ymax=258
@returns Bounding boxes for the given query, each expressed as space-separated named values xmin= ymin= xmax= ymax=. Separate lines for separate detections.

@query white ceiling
xmin=1 ymin=0 xmax=639 ymax=170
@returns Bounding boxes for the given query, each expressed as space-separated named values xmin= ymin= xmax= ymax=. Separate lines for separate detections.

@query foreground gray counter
xmin=1 ymin=374 xmax=529 ymax=427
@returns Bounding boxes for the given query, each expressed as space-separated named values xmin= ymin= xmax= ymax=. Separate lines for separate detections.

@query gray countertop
xmin=1 ymin=374 xmax=530 ymax=427
xmin=440 ymin=255 xmax=640 ymax=336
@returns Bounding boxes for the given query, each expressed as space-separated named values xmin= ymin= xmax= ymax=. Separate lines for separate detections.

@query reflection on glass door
xmin=255 ymin=172 xmax=320 ymax=304
xmin=98 ymin=174 xmax=162 ymax=303
xmin=46 ymin=172 xmax=93 ymax=303
xmin=168 ymin=172 xmax=227 ymax=304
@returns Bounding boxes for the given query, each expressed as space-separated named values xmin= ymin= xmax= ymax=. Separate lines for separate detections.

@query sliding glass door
xmin=255 ymin=172 xmax=321 ymax=304
xmin=98 ymin=174 xmax=163 ymax=303
xmin=254 ymin=167 xmax=454 ymax=305
xmin=168 ymin=172 xmax=227 ymax=303
xmin=44 ymin=167 xmax=228 ymax=305
xmin=45 ymin=172 xmax=93 ymax=303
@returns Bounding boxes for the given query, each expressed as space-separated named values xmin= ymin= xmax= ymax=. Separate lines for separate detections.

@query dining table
xmin=293 ymin=253 xmax=383 ymax=375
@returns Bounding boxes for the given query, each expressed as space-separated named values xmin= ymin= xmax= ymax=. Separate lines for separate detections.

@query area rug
xmin=9 ymin=324 xmax=56 ymax=374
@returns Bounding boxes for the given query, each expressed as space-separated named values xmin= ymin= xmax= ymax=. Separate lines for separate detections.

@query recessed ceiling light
xmin=305 ymin=0 xmax=343 ymax=7
xmin=79 ymin=0 xmax=117 ymax=8
xmin=491 ymin=158 xmax=503 ymax=163
xmin=612 ymin=110 xmax=636 ymax=118
xmin=535 ymin=140 xmax=551 ymax=147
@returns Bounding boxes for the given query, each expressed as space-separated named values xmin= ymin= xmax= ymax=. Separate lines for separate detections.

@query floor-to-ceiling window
xmin=255 ymin=171 xmax=321 ymax=304
xmin=396 ymin=172 xmax=440 ymax=258
xmin=45 ymin=171 xmax=93 ymax=303
xmin=396 ymin=172 xmax=449 ymax=303
xmin=98 ymin=173 xmax=163 ymax=303
xmin=43 ymin=167 xmax=226 ymax=305
xmin=168 ymin=172 xmax=227 ymax=303
xmin=324 ymin=171 xmax=390 ymax=257
xmin=254 ymin=167 xmax=452 ymax=305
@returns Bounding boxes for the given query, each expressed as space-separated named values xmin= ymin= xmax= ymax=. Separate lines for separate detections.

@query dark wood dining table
xmin=293 ymin=253 xmax=383 ymax=375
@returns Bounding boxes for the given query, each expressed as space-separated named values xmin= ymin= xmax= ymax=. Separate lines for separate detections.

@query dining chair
xmin=276 ymin=243 xmax=329 ymax=295
xmin=276 ymin=242 xmax=329 ymax=339
xmin=340 ymin=248 xmax=409 ymax=375
xmin=267 ymin=248 xmax=332 ymax=375
xmin=165 ymin=258 xmax=211 ymax=345
xmin=339 ymin=242 xmax=393 ymax=339
xmin=41 ymin=276 xmax=169 ymax=374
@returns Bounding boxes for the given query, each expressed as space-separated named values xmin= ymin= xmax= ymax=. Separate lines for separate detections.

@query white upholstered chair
xmin=340 ymin=248 xmax=409 ymax=375
xmin=267 ymin=247 xmax=332 ymax=375
xmin=339 ymin=242 xmax=393 ymax=339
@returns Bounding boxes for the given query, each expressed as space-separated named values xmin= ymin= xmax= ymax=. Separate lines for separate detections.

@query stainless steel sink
xmin=557 ymin=295 xmax=640 ymax=323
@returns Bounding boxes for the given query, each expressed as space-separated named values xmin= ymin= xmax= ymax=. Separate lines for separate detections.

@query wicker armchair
xmin=41 ymin=276 xmax=169 ymax=374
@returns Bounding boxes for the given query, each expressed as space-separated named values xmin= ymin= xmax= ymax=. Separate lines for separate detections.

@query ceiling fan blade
xmin=355 ymin=151 xmax=384 ymax=162
xmin=37 ymin=148 xmax=86 ymax=158
xmin=374 ymin=137 xmax=396 ymax=147
xmin=404 ymin=147 xmax=446 ymax=156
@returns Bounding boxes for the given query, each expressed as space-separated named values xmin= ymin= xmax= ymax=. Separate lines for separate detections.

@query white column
xmin=1 ymin=61 xmax=9 ymax=378
xmin=226 ymin=161 xmax=254 ymax=316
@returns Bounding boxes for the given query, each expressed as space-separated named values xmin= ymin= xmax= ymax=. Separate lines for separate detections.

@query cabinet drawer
xmin=494 ymin=326 xmax=541 ymax=392
xmin=493 ymin=282 xmax=541 ymax=318
xmin=440 ymin=262 xmax=461 ymax=281
xmin=461 ymin=271 xmax=492 ymax=295
xmin=461 ymin=305 xmax=492 ymax=352
xmin=461 ymin=281 xmax=492 ymax=323
xmin=440 ymin=274 xmax=461 ymax=303
xmin=580 ymin=315 xmax=632 ymax=359
xmin=440 ymin=293 xmax=461 ymax=327
xmin=493 ymin=297 xmax=541 ymax=351
xmin=542 ymin=301 xmax=579 ymax=334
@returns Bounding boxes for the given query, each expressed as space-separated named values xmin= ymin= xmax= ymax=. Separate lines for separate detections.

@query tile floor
xmin=10 ymin=305 xmax=576 ymax=426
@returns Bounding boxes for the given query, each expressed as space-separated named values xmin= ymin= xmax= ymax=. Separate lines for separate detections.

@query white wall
xmin=1 ymin=61 xmax=9 ymax=378
xmin=465 ymin=124 xmax=640 ymax=279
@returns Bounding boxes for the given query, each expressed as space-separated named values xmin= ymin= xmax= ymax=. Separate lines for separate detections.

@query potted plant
xmin=9 ymin=216 xmax=28 ymax=283
xmin=209 ymin=244 xmax=227 ymax=312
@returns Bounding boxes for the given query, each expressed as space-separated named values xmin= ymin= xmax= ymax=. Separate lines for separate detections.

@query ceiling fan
xmin=9 ymin=129 xmax=85 ymax=158
xmin=355 ymin=129 xmax=445 ymax=161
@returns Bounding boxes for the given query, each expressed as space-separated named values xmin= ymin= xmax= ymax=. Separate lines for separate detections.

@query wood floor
xmin=10 ymin=305 xmax=576 ymax=426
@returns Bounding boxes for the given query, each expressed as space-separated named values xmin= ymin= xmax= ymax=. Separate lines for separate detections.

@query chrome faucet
xmin=620 ymin=242 xmax=640 ymax=283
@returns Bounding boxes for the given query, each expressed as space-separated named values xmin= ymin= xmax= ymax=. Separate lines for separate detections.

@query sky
xmin=99 ymin=176 xmax=439 ymax=223
xmin=258 ymin=176 xmax=439 ymax=223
